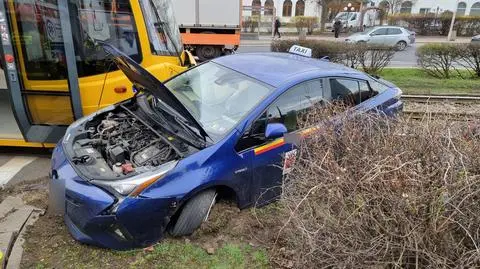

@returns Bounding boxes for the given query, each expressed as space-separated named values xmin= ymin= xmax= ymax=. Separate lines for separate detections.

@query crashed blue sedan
xmin=49 ymin=45 xmax=403 ymax=249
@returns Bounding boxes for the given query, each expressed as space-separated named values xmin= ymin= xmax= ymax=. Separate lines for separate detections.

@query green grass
xmin=32 ymin=241 xmax=269 ymax=269
xmin=379 ymin=68 xmax=480 ymax=95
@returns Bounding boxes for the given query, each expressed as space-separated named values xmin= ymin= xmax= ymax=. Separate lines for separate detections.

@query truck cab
xmin=0 ymin=0 xmax=192 ymax=147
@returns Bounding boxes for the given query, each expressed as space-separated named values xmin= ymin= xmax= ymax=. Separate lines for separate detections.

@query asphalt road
xmin=238 ymin=42 xmax=419 ymax=68
xmin=0 ymin=147 xmax=51 ymax=188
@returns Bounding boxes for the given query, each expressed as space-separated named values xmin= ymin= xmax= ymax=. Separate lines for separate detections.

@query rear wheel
xmin=196 ymin=45 xmax=222 ymax=62
xmin=170 ymin=190 xmax=217 ymax=236
xmin=396 ymin=41 xmax=407 ymax=51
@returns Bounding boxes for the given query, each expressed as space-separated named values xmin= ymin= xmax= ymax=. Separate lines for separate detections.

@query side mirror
xmin=265 ymin=123 xmax=287 ymax=139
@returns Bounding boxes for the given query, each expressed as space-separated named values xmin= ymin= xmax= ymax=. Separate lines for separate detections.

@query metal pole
xmin=448 ymin=0 xmax=460 ymax=41
xmin=272 ymin=7 xmax=276 ymax=38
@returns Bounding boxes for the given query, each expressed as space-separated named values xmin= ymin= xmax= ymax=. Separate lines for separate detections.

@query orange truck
xmin=172 ymin=0 xmax=241 ymax=61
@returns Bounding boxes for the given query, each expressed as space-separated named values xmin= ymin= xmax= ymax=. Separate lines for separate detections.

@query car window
xmin=387 ymin=28 xmax=403 ymax=35
xmin=267 ymin=79 xmax=324 ymax=132
xmin=15 ymin=0 xmax=141 ymax=80
xmin=329 ymin=78 xmax=375 ymax=105
xmin=368 ymin=79 xmax=389 ymax=94
xmin=235 ymin=79 xmax=324 ymax=152
xmin=371 ymin=28 xmax=387 ymax=36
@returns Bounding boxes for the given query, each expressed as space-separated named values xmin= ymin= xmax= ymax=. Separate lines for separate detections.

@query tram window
xmin=14 ymin=0 xmax=141 ymax=80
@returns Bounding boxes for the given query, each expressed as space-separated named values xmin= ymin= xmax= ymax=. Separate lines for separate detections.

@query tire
xmin=170 ymin=189 xmax=217 ymax=236
xmin=396 ymin=41 xmax=407 ymax=51
xmin=196 ymin=45 xmax=222 ymax=62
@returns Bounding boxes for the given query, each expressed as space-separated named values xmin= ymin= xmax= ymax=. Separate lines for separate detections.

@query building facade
xmin=375 ymin=0 xmax=480 ymax=16
xmin=243 ymin=0 xmax=480 ymax=20
xmin=243 ymin=0 xmax=322 ymax=21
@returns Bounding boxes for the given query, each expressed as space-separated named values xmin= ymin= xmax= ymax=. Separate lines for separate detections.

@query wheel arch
xmin=166 ymin=183 xmax=240 ymax=229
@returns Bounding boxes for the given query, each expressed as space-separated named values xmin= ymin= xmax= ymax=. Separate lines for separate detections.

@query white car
xmin=345 ymin=26 xmax=415 ymax=51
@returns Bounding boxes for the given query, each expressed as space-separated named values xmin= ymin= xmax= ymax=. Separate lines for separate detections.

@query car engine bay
xmin=68 ymin=102 xmax=184 ymax=180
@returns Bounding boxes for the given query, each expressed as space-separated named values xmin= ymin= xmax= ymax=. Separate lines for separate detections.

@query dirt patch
xmin=4 ymin=173 xmax=277 ymax=268
xmin=19 ymin=191 xmax=277 ymax=268
xmin=0 ymin=177 xmax=48 ymax=208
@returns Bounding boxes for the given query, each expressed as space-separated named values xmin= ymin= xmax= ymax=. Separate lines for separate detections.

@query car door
xmin=384 ymin=28 xmax=403 ymax=46
xmin=368 ymin=28 xmax=388 ymax=45
xmin=235 ymin=79 xmax=325 ymax=207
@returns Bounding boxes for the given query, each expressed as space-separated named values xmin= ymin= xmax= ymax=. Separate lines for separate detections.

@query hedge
xmin=417 ymin=43 xmax=480 ymax=78
xmin=271 ymin=40 xmax=396 ymax=74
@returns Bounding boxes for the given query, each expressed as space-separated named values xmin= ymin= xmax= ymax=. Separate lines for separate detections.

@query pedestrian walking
xmin=274 ymin=17 xmax=281 ymax=38
xmin=334 ymin=20 xmax=342 ymax=38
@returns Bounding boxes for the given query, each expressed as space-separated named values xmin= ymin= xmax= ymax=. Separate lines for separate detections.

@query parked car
xmin=345 ymin=26 xmax=415 ymax=50
xmin=472 ymin=35 xmax=480 ymax=43
xmin=49 ymin=44 xmax=404 ymax=250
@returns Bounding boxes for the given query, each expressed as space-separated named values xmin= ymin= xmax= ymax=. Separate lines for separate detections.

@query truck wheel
xmin=196 ymin=46 xmax=222 ymax=61
xmin=170 ymin=189 xmax=217 ymax=236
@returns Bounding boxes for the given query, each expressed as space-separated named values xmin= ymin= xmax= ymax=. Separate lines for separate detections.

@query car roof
xmin=373 ymin=26 xmax=403 ymax=29
xmin=212 ymin=52 xmax=363 ymax=87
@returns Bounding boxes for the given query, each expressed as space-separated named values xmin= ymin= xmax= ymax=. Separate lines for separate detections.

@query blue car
xmin=49 ymin=44 xmax=403 ymax=250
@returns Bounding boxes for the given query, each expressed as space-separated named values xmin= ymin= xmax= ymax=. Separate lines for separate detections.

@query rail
xmin=401 ymin=94 xmax=480 ymax=120
xmin=402 ymin=94 xmax=480 ymax=104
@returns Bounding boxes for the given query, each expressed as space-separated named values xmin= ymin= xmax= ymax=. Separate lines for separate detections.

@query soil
xmin=9 ymin=177 xmax=282 ymax=268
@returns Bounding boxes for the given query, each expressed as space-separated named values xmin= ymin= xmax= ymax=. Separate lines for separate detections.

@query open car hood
xmin=101 ymin=42 xmax=208 ymax=140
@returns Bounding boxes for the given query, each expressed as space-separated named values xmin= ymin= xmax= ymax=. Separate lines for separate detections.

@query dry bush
xmin=292 ymin=16 xmax=318 ymax=35
xmin=268 ymin=108 xmax=480 ymax=268
xmin=417 ymin=43 xmax=460 ymax=79
xmin=358 ymin=45 xmax=396 ymax=75
xmin=456 ymin=43 xmax=480 ymax=78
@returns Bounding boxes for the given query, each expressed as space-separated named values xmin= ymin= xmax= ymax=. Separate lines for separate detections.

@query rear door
xmin=368 ymin=28 xmax=387 ymax=45
xmin=384 ymin=27 xmax=403 ymax=46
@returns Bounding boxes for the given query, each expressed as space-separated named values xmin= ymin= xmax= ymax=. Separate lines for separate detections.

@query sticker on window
xmin=283 ymin=149 xmax=298 ymax=175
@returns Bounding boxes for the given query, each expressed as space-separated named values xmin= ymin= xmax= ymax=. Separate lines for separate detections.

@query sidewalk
xmin=241 ymin=34 xmax=472 ymax=46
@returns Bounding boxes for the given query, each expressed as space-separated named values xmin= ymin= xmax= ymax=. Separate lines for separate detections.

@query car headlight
xmin=91 ymin=160 xmax=178 ymax=197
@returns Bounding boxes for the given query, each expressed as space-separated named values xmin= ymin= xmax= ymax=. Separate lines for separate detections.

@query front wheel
xmin=396 ymin=41 xmax=407 ymax=51
xmin=170 ymin=190 xmax=217 ymax=236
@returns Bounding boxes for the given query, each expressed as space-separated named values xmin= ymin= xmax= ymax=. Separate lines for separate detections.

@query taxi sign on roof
xmin=289 ymin=45 xmax=312 ymax=58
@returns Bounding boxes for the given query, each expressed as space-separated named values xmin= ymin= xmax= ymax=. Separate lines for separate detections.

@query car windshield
xmin=335 ymin=12 xmax=355 ymax=20
xmin=164 ymin=62 xmax=274 ymax=142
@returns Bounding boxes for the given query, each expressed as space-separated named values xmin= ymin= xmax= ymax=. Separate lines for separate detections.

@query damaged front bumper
xmin=49 ymin=144 xmax=177 ymax=250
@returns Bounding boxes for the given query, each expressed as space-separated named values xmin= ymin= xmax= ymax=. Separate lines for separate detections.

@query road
xmin=238 ymin=42 xmax=419 ymax=68
xmin=0 ymin=148 xmax=50 ymax=189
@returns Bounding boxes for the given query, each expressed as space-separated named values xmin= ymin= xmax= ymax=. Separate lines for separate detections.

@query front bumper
xmin=49 ymin=144 xmax=177 ymax=250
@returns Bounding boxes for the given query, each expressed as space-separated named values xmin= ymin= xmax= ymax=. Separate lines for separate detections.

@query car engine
xmin=92 ymin=112 xmax=176 ymax=167
xmin=71 ymin=107 xmax=180 ymax=178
